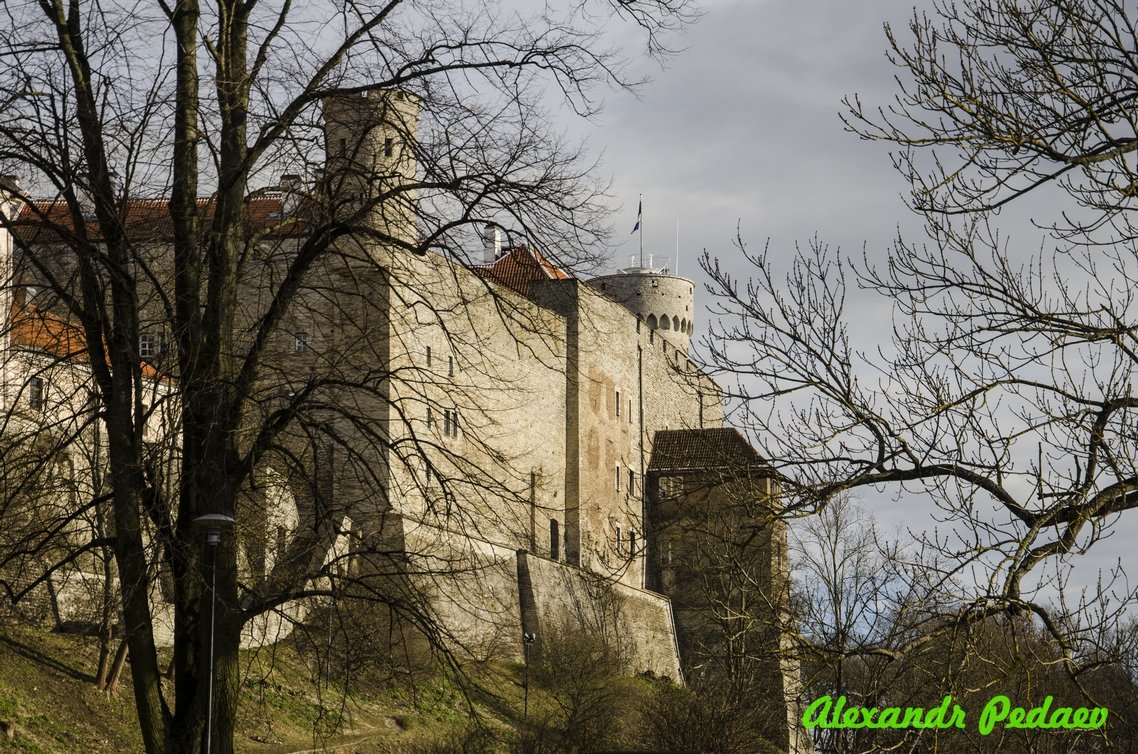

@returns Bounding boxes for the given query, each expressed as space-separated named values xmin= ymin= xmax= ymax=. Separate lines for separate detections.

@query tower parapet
xmin=588 ymin=255 xmax=695 ymax=353
xmin=322 ymin=88 xmax=419 ymax=247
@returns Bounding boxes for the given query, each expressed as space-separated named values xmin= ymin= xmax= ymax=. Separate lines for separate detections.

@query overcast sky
xmin=596 ymin=0 xmax=924 ymax=275
xmin=573 ymin=0 xmax=1133 ymax=598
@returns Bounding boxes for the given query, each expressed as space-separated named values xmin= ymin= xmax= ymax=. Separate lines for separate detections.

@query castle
xmin=0 ymin=89 xmax=806 ymax=752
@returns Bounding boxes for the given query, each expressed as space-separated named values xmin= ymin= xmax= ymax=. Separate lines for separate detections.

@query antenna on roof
xmin=675 ymin=219 xmax=679 ymax=276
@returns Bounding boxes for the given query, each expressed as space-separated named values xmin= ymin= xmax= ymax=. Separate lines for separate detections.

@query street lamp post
xmin=522 ymin=631 xmax=536 ymax=720
xmin=193 ymin=514 xmax=235 ymax=754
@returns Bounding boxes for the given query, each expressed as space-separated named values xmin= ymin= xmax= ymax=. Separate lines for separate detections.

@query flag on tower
xmin=631 ymin=199 xmax=642 ymax=234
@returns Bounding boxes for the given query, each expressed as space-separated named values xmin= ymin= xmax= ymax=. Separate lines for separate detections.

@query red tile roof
xmin=475 ymin=245 xmax=572 ymax=297
xmin=10 ymin=304 xmax=164 ymax=381
xmin=15 ymin=195 xmax=309 ymax=243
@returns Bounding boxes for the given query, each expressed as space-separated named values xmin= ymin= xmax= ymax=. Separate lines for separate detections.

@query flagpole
xmin=638 ymin=194 xmax=644 ymax=268
xmin=675 ymin=219 xmax=679 ymax=275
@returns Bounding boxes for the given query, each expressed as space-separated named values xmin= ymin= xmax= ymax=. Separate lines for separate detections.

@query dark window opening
xmin=550 ymin=519 xmax=560 ymax=560
xmin=28 ymin=377 xmax=44 ymax=411
xmin=443 ymin=409 xmax=460 ymax=438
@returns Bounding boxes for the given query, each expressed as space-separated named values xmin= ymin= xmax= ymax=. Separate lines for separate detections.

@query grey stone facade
xmin=0 ymin=87 xmax=803 ymax=749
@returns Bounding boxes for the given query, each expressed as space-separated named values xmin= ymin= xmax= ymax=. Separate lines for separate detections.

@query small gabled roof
xmin=648 ymin=427 xmax=769 ymax=474
xmin=475 ymin=245 xmax=572 ymax=298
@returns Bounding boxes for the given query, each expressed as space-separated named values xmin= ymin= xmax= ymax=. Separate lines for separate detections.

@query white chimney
xmin=482 ymin=223 xmax=502 ymax=264
xmin=0 ymin=175 xmax=21 ymax=364
xmin=280 ymin=173 xmax=302 ymax=215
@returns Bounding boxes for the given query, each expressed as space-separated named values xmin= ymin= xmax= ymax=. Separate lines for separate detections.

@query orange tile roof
xmin=10 ymin=304 xmax=164 ymax=380
xmin=16 ymin=195 xmax=309 ymax=243
xmin=475 ymin=245 xmax=572 ymax=298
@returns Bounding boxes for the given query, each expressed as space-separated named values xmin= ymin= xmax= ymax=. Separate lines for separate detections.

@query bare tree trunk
xmin=103 ymin=638 xmax=129 ymax=695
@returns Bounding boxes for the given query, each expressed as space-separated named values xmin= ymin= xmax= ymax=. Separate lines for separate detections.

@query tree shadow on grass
xmin=0 ymin=632 xmax=96 ymax=684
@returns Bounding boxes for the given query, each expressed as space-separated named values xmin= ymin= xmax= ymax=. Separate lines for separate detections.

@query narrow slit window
xmin=550 ymin=519 xmax=560 ymax=561
xmin=616 ymin=389 xmax=621 ymax=417
xmin=426 ymin=345 xmax=432 ymax=367
xmin=28 ymin=377 xmax=44 ymax=411
xmin=384 ymin=136 xmax=395 ymax=157
xmin=448 ymin=355 xmax=455 ymax=376
xmin=615 ymin=464 xmax=621 ymax=492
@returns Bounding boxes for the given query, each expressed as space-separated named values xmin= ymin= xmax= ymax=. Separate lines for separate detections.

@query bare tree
xmin=700 ymin=0 xmax=1138 ymax=744
xmin=0 ymin=1 xmax=693 ymax=752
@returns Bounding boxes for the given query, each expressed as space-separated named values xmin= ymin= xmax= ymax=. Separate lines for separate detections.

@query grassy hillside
xmin=0 ymin=622 xmax=512 ymax=753
xmin=0 ymin=620 xmax=783 ymax=753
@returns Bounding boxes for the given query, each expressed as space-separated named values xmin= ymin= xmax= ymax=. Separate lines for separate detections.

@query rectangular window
xmin=427 ymin=406 xmax=434 ymax=427
xmin=442 ymin=409 xmax=459 ymax=438
xmin=448 ymin=355 xmax=454 ymax=376
xmin=628 ymin=469 xmax=635 ymax=496
xmin=294 ymin=332 xmax=309 ymax=353
xmin=628 ymin=399 xmax=633 ymax=423
xmin=659 ymin=476 xmax=683 ymax=499
xmin=550 ymin=519 xmax=560 ymax=561
xmin=28 ymin=377 xmax=43 ymax=411
xmin=616 ymin=524 xmax=623 ymax=555
xmin=139 ymin=333 xmax=164 ymax=359
xmin=615 ymin=464 xmax=621 ymax=492
xmin=384 ymin=137 xmax=395 ymax=158
xmin=426 ymin=345 xmax=432 ymax=367
xmin=629 ymin=529 xmax=636 ymax=557
xmin=616 ymin=389 xmax=621 ymax=417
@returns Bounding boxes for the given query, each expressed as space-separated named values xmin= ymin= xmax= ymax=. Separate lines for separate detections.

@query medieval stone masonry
xmin=0 ymin=88 xmax=808 ymax=753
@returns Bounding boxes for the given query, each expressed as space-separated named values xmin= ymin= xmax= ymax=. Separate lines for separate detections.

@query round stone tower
xmin=322 ymin=87 xmax=419 ymax=247
xmin=588 ymin=255 xmax=695 ymax=353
